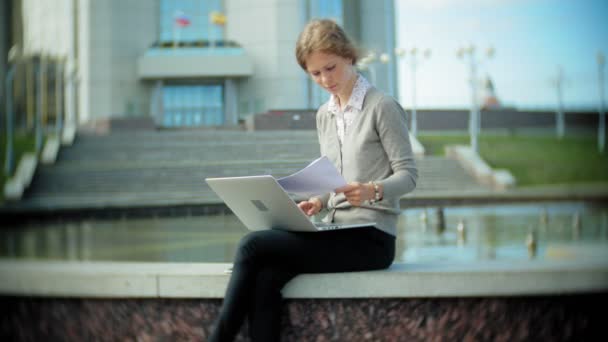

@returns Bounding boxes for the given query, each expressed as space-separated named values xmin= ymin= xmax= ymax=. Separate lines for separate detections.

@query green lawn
xmin=418 ymin=133 xmax=608 ymax=187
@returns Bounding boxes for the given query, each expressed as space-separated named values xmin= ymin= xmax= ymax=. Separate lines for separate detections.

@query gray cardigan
xmin=313 ymin=87 xmax=418 ymax=236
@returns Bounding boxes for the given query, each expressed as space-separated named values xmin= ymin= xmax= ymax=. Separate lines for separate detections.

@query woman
xmin=209 ymin=19 xmax=417 ymax=342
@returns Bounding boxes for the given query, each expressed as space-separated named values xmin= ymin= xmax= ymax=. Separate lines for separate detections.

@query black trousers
xmin=209 ymin=226 xmax=395 ymax=342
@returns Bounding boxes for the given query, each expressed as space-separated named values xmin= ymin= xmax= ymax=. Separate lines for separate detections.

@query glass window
xmin=308 ymin=0 xmax=343 ymax=108
xmin=309 ymin=0 xmax=343 ymax=24
xmin=160 ymin=0 xmax=223 ymax=42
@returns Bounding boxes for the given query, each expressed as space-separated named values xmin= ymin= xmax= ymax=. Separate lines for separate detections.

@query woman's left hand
xmin=335 ymin=182 xmax=375 ymax=206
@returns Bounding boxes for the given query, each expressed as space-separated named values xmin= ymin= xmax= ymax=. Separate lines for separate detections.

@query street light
xmin=597 ymin=51 xmax=606 ymax=153
xmin=379 ymin=52 xmax=390 ymax=64
xmin=550 ymin=66 xmax=566 ymax=139
xmin=395 ymin=47 xmax=431 ymax=136
xmin=357 ymin=51 xmax=378 ymax=84
xmin=457 ymin=44 xmax=494 ymax=153
xmin=378 ymin=52 xmax=393 ymax=95
xmin=357 ymin=50 xmax=392 ymax=86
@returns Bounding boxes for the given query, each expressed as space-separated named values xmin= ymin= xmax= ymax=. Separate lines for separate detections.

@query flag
xmin=172 ymin=11 xmax=190 ymax=48
xmin=175 ymin=12 xmax=191 ymax=27
xmin=210 ymin=11 xmax=226 ymax=26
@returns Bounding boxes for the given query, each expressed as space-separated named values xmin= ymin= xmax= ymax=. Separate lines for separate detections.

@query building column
xmin=224 ymin=78 xmax=237 ymax=126
xmin=384 ymin=0 xmax=397 ymax=97
xmin=0 ymin=0 xmax=9 ymax=126
xmin=150 ymin=80 xmax=163 ymax=126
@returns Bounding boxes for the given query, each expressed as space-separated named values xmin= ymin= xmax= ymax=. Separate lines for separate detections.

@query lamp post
xmin=396 ymin=47 xmax=431 ymax=137
xmin=357 ymin=51 xmax=377 ymax=84
xmin=551 ymin=66 xmax=566 ymax=139
xmin=358 ymin=50 xmax=393 ymax=84
xmin=598 ymin=51 xmax=606 ymax=153
xmin=379 ymin=52 xmax=392 ymax=96
xmin=457 ymin=45 xmax=494 ymax=153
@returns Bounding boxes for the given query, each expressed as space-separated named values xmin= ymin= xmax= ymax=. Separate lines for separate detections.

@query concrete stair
xmin=4 ymin=129 xmax=490 ymax=211
xmin=413 ymin=157 xmax=487 ymax=193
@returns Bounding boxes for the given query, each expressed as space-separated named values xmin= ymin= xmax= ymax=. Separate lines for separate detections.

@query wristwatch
xmin=370 ymin=182 xmax=381 ymax=204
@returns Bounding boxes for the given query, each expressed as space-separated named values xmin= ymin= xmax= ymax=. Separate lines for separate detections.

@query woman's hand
xmin=298 ymin=197 xmax=323 ymax=216
xmin=335 ymin=182 xmax=376 ymax=206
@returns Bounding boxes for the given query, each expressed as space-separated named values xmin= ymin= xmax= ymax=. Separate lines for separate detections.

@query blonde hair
xmin=295 ymin=19 xmax=359 ymax=71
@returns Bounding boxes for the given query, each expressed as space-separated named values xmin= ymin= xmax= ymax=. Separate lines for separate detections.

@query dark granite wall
xmin=1 ymin=295 xmax=605 ymax=341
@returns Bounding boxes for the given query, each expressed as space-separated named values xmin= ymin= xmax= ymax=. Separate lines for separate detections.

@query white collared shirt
xmin=327 ymin=75 xmax=372 ymax=145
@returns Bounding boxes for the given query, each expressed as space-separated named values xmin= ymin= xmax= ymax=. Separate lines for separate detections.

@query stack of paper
xmin=277 ymin=156 xmax=346 ymax=197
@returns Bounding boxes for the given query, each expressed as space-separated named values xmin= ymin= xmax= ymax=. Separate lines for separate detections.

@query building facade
xmin=2 ymin=0 xmax=398 ymax=129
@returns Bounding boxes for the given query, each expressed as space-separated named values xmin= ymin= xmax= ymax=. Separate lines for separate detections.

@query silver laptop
xmin=206 ymin=175 xmax=375 ymax=232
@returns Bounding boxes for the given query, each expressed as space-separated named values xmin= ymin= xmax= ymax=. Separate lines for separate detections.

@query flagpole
xmin=173 ymin=11 xmax=190 ymax=49
xmin=172 ymin=11 xmax=178 ymax=49
xmin=209 ymin=12 xmax=226 ymax=50
xmin=209 ymin=12 xmax=215 ymax=49
xmin=174 ymin=27 xmax=181 ymax=49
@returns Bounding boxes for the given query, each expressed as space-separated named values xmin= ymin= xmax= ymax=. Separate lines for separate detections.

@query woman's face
xmin=305 ymin=51 xmax=355 ymax=97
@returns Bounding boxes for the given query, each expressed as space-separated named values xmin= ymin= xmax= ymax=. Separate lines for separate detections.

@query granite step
xmin=5 ymin=130 xmax=491 ymax=212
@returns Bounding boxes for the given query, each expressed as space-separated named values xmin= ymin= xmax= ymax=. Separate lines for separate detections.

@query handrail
xmin=35 ymin=56 xmax=44 ymax=154
xmin=4 ymin=53 xmax=73 ymax=193
xmin=64 ymin=67 xmax=77 ymax=136
xmin=4 ymin=63 xmax=16 ymax=176
xmin=55 ymin=60 xmax=64 ymax=137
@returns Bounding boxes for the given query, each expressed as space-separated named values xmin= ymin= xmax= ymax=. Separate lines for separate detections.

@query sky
xmin=395 ymin=0 xmax=608 ymax=110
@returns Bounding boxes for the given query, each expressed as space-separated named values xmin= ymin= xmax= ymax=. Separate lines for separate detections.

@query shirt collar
xmin=327 ymin=74 xmax=371 ymax=115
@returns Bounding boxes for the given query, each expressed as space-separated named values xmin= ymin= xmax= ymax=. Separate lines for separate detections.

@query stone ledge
xmin=2 ymin=179 xmax=23 ymax=201
xmin=493 ymin=169 xmax=517 ymax=190
xmin=61 ymin=123 xmax=76 ymax=146
xmin=41 ymin=136 xmax=60 ymax=164
xmin=3 ymin=153 xmax=38 ymax=201
xmin=1 ymin=260 xmax=606 ymax=298
xmin=445 ymin=145 xmax=517 ymax=190
xmin=409 ymin=133 xmax=425 ymax=158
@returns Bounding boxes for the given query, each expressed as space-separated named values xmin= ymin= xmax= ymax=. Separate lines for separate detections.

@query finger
xmin=335 ymin=184 xmax=355 ymax=193
xmin=307 ymin=204 xmax=319 ymax=215
xmin=298 ymin=203 xmax=311 ymax=212
xmin=346 ymin=196 xmax=358 ymax=206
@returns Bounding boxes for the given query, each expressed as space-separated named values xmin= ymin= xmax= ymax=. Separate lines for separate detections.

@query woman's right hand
xmin=298 ymin=198 xmax=322 ymax=216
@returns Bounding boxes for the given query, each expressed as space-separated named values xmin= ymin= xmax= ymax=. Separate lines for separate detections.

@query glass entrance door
xmin=162 ymin=84 xmax=224 ymax=127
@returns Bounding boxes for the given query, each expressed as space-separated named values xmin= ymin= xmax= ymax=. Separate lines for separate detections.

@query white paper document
xmin=277 ymin=156 xmax=346 ymax=197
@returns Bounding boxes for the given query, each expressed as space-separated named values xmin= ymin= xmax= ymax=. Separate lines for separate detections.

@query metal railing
xmin=4 ymin=60 xmax=17 ymax=175
xmin=4 ymin=49 xmax=77 ymax=177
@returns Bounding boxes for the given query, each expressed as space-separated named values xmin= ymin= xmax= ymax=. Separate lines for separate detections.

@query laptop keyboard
xmin=315 ymin=223 xmax=342 ymax=231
